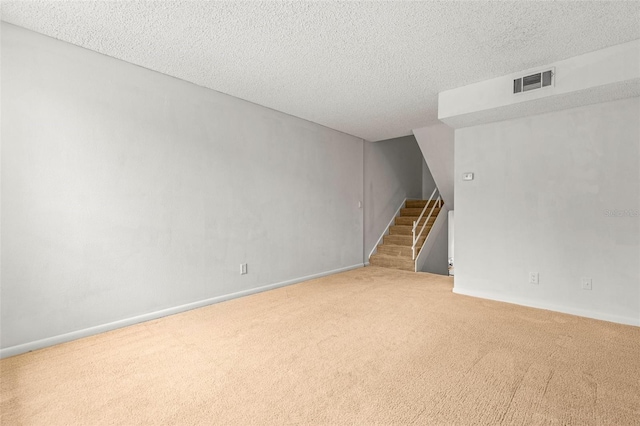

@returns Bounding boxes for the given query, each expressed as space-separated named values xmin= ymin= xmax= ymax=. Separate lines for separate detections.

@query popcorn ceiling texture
xmin=2 ymin=1 xmax=639 ymax=141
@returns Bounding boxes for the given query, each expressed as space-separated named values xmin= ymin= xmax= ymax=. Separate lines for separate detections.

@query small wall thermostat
xmin=463 ymin=172 xmax=474 ymax=181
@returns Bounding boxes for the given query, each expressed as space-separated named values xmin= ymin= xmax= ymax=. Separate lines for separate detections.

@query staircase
xmin=369 ymin=199 xmax=442 ymax=272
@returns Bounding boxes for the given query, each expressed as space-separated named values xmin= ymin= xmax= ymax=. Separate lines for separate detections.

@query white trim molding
xmin=0 ymin=263 xmax=364 ymax=359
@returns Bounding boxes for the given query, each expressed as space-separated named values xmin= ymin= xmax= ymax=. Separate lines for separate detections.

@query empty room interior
xmin=1 ymin=1 xmax=639 ymax=425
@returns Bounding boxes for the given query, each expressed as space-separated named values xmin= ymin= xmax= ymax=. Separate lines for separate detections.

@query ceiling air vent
xmin=513 ymin=68 xmax=554 ymax=94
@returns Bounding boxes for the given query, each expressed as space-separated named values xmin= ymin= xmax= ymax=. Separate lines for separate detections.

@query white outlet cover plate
xmin=463 ymin=172 xmax=474 ymax=181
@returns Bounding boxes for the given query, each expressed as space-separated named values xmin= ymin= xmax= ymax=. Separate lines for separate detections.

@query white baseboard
xmin=0 ymin=263 xmax=364 ymax=359
xmin=452 ymin=287 xmax=640 ymax=327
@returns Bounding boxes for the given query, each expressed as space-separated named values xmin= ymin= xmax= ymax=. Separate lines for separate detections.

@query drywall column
xmin=448 ymin=210 xmax=454 ymax=274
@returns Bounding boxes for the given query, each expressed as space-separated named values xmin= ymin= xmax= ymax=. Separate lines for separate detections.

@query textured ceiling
xmin=2 ymin=1 xmax=639 ymax=141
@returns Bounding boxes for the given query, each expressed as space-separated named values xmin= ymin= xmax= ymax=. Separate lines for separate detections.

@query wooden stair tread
xmin=377 ymin=244 xmax=413 ymax=257
xmin=384 ymin=234 xmax=426 ymax=247
xmin=400 ymin=207 xmax=441 ymax=216
xmin=405 ymin=199 xmax=442 ymax=208
xmin=369 ymin=253 xmax=414 ymax=272
xmin=389 ymin=225 xmax=414 ymax=235
xmin=395 ymin=216 xmax=436 ymax=226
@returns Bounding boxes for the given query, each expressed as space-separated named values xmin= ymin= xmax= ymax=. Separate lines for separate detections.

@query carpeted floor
xmin=1 ymin=266 xmax=639 ymax=425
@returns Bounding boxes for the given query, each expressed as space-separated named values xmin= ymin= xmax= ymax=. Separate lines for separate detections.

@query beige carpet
xmin=2 ymin=267 xmax=639 ymax=425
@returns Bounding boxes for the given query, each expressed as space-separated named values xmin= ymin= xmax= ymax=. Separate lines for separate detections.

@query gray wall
xmin=454 ymin=97 xmax=640 ymax=325
xmin=1 ymin=24 xmax=365 ymax=351
xmin=364 ymin=136 xmax=423 ymax=259
xmin=414 ymin=123 xmax=455 ymax=208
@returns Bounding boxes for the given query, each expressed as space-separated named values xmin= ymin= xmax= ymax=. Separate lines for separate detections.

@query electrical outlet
xmin=529 ymin=272 xmax=539 ymax=285
xmin=240 ymin=263 xmax=247 ymax=275
xmin=581 ymin=278 xmax=592 ymax=290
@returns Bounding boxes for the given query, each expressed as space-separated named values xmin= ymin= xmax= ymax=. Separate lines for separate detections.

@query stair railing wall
xmin=412 ymin=188 xmax=442 ymax=259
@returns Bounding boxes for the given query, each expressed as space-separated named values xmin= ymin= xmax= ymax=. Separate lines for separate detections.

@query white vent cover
xmin=514 ymin=68 xmax=554 ymax=94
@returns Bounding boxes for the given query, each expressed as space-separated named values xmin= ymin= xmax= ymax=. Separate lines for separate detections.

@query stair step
xmin=389 ymin=225 xmax=432 ymax=236
xmin=377 ymin=244 xmax=414 ymax=257
xmin=389 ymin=225 xmax=413 ymax=235
xmin=405 ymin=199 xmax=443 ymax=209
xmin=384 ymin=234 xmax=426 ymax=247
xmin=400 ymin=207 xmax=441 ymax=217
xmin=369 ymin=253 xmax=414 ymax=272
xmin=395 ymin=216 xmax=437 ymax=226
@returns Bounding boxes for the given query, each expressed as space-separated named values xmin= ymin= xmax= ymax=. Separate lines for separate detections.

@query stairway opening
xmin=369 ymin=199 xmax=442 ymax=272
